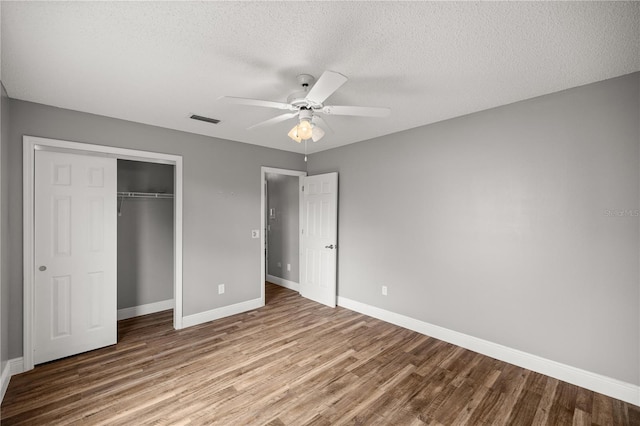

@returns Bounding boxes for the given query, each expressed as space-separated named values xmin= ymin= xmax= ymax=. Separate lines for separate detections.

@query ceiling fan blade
xmin=312 ymin=115 xmax=334 ymax=134
xmin=321 ymin=105 xmax=391 ymax=118
xmin=305 ymin=71 xmax=348 ymax=104
xmin=247 ymin=112 xmax=298 ymax=130
xmin=218 ymin=96 xmax=293 ymax=110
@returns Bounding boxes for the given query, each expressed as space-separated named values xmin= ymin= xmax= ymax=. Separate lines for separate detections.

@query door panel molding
xmin=23 ymin=135 xmax=184 ymax=371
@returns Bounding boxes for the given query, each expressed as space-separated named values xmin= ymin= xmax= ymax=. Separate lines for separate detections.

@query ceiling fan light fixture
xmin=287 ymin=125 xmax=302 ymax=143
xmin=297 ymin=119 xmax=313 ymax=140
xmin=311 ymin=125 xmax=325 ymax=142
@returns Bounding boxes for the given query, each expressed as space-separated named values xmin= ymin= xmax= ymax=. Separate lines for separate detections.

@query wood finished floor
xmin=2 ymin=283 xmax=638 ymax=425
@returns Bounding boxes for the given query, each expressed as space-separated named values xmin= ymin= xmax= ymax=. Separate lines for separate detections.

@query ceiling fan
xmin=219 ymin=71 xmax=391 ymax=143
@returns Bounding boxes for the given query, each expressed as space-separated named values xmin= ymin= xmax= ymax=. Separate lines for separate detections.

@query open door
xmin=34 ymin=150 xmax=117 ymax=364
xmin=300 ymin=172 xmax=338 ymax=307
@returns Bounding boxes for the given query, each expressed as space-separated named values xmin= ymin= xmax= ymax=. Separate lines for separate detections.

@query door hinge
xmin=302 ymin=185 xmax=304 ymax=192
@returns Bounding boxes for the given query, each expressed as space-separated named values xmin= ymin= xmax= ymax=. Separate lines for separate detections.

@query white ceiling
xmin=2 ymin=1 xmax=639 ymax=154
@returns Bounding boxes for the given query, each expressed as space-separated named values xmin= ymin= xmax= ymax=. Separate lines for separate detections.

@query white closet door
xmin=34 ymin=150 xmax=117 ymax=364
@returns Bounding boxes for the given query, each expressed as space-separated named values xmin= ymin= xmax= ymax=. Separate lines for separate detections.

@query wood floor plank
xmin=450 ymin=381 xmax=490 ymax=425
xmin=1 ymin=283 xmax=637 ymax=425
xmin=464 ymin=387 xmax=506 ymax=425
xmin=571 ymin=408 xmax=591 ymax=426
xmin=506 ymin=390 xmax=543 ymax=425
xmin=531 ymin=377 xmax=560 ymax=426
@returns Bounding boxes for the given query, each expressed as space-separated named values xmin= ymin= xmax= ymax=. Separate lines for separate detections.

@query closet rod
xmin=117 ymin=191 xmax=174 ymax=199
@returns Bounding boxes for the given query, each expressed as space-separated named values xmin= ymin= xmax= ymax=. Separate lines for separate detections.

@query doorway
xmin=260 ymin=167 xmax=306 ymax=305
xmin=23 ymin=135 xmax=183 ymax=371
xmin=260 ymin=167 xmax=339 ymax=308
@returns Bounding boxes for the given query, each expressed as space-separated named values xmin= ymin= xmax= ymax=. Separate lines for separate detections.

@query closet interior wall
xmin=266 ymin=173 xmax=299 ymax=283
xmin=117 ymin=160 xmax=174 ymax=312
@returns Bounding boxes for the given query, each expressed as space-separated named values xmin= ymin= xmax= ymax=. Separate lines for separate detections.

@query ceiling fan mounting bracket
xmin=296 ymin=74 xmax=315 ymax=88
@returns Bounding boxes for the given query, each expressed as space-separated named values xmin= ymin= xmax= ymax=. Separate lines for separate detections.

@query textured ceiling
xmin=2 ymin=2 xmax=639 ymax=154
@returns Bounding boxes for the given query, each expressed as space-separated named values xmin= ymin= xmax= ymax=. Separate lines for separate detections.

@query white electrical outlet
xmin=287 ymin=263 xmax=291 ymax=271
xmin=382 ymin=286 xmax=388 ymax=296
xmin=218 ymin=284 xmax=225 ymax=294
xmin=251 ymin=229 xmax=260 ymax=239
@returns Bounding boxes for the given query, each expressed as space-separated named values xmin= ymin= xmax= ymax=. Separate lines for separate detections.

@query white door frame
xmin=260 ymin=167 xmax=306 ymax=304
xmin=23 ymin=135 xmax=184 ymax=371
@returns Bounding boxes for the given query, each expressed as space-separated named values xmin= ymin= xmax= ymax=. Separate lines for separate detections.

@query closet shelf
xmin=117 ymin=191 xmax=174 ymax=199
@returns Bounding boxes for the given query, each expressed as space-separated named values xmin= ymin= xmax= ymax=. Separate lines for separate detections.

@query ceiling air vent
xmin=190 ymin=114 xmax=220 ymax=124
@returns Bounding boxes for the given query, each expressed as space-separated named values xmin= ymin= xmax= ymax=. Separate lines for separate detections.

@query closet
xmin=117 ymin=159 xmax=174 ymax=316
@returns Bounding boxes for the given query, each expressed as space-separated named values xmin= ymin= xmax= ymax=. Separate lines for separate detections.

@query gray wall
xmin=117 ymin=160 xmax=174 ymax=309
xmin=4 ymin=73 xmax=638 ymax=387
xmin=266 ymin=173 xmax=299 ymax=282
xmin=308 ymin=72 xmax=640 ymax=385
xmin=1 ymin=82 xmax=8 ymax=373
xmin=7 ymin=99 xmax=305 ymax=358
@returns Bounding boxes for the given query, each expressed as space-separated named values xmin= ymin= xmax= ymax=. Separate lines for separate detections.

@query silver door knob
xmin=325 ymin=244 xmax=336 ymax=249
xmin=39 ymin=266 xmax=47 ymax=271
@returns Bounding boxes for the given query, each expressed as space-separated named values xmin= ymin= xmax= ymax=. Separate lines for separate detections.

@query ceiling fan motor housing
xmin=298 ymin=109 xmax=313 ymax=122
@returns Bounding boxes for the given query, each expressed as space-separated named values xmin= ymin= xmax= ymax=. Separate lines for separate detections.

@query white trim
xmin=0 ymin=79 xmax=3 ymax=410
xmin=117 ymin=299 xmax=175 ymax=321
xmin=0 ymin=361 xmax=10 ymax=403
xmin=9 ymin=358 xmax=24 ymax=377
xmin=260 ymin=167 xmax=306 ymax=306
xmin=23 ymin=135 xmax=184 ymax=372
xmin=182 ymin=298 xmax=263 ymax=328
xmin=266 ymin=274 xmax=300 ymax=292
xmin=1 ymin=358 xmax=24 ymax=404
xmin=337 ymin=296 xmax=640 ymax=406
xmin=173 ymin=158 xmax=184 ymax=330
xmin=23 ymin=140 xmax=34 ymax=371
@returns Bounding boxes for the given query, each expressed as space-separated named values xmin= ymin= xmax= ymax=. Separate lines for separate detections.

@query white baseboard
xmin=182 ymin=298 xmax=263 ymax=328
xmin=337 ymin=296 xmax=640 ymax=406
xmin=117 ymin=299 xmax=174 ymax=320
xmin=10 ymin=358 xmax=24 ymax=376
xmin=1 ymin=358 xmax=24 ymax=404
xmin=266 ymin=274 xmax=300 ymax=292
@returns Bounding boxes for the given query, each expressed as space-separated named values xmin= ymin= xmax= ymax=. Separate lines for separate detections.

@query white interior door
xmin=34 ymin=150 xmax=117 ymax=364
xmin=300 ymin=172 xmax=338 ymax=307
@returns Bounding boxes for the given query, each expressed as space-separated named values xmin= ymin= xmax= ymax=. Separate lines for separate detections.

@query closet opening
xmin=117 ymin=160 xmax=175 ymax=321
